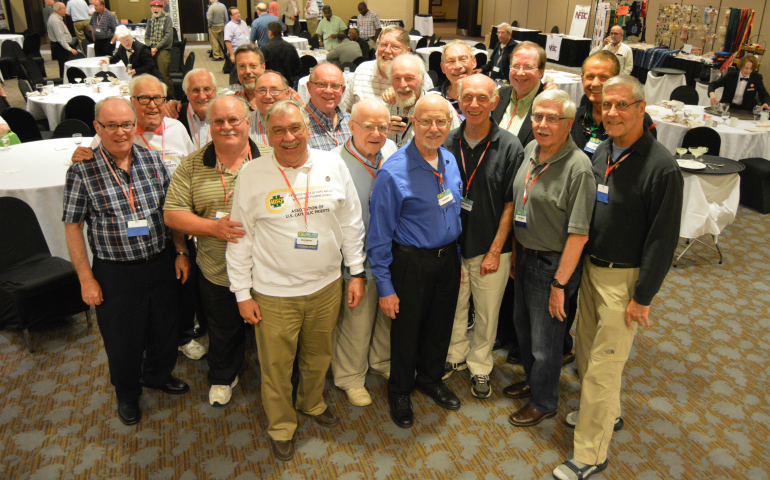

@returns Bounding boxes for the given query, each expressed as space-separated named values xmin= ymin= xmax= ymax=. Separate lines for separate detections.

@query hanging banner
xmin=546 ymin=35 xmax=563 ymax=61
xmin=592 ymin=2 xmax=611 ymax=49
xmin=168 ymin=0 xmax=181 ymax=40
xmin=569 ymin=4 xmax=592 ymax=38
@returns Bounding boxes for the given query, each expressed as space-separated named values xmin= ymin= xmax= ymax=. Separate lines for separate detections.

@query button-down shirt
xmin=306 ymin=101 xmax=352 ymax=150
xmin=62 ymin=144 xmax=170 ymax=262
xmin=224 ymin=20 xmax=251 ymax=50
xmin=387 ymin=93 xmax=461 ymax=147
xmin=66 ymin=0 xmax=90 ymax=22
xmin=48 ymin=13 xmax=74 ymax=51
xmin=356 ymin=10 xmax=381 ymax=40
xmin=500 ymin=86 xmax=539 ymax=136
xmin=340 ymin=60 xmax=434 ymax=112
xmin=186 ymin=107 xmax=212 ymax=150
xmin=90 ymin=9 xmax=118 ymax=40
xmin=367 ymin=139 xmax=463 ymax=297
xmin=316 ymin=15 xmax=347 ymax=50
xmin=734 ymin=73 xmax=751 ymax=104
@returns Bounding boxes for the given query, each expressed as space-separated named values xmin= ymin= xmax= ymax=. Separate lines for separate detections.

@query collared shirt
xmin=340 ymin=60 xmax=434 ymax=112
xmin=387 ymin=93 xmax=461 ymax=147
xmin=66 ymin=0 xmax=90 ymax=22
xmin=316 ymin=15 xmax=347 ymax=50
xmin=305 ymin=0 xmax=324 ymax=19
xmin=206 ymin=1 xmax=227 ymax=27
xmin=306 ymin=101 xmax=352 ymax=150
xmin=326 ymin=38 xmax=363 ymax=67
xmin=500 ymin=86 xmax=539 ymax=136
xmin=90 ymin=9 xmax=118 ymax=40
xmin=430 ymin=80 xmax=462 ymax=115
xmin=186 ymin=107 xmax=212 ymax=151
xmin=590 ymin=42 xmax=633 ymax=75
xmin=62 ymin=144 xmax=170 ymax=262
xmin=47 ymin=14 xmax=73 ymax=51
xmin=367 ymin=139 xmax=463 ymax=297
xmin=146 ymin=13 xmax=173 ymax=50
xmin=224 ymin=20 xmax=251 ymax=50
xmin=43 ymin=5 xmax=54 ymax=26
xmin=734 ymin=73 xmax=751 ymax=104
xmin=233 ymin=91 xmax=272 ymax=146
xmin=356 ymin=10 xmax=381 ymax=39
xmin=250 ymin=14 xmax=285 ymax=47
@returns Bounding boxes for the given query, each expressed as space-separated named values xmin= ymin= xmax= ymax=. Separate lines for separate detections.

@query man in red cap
xmin=145 ymin=0 xmax=175 ymax=99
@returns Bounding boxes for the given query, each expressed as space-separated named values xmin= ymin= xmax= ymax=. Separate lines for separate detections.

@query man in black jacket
xmin=708 ymin=54 xmax=770 ymax=111
xmin=475 ymin=22 xmax=517 ymax=81
xmin=100 ymin=25 xmax=165 ymax=82
xmin=260 ymin=22 xmax=302 ymax=86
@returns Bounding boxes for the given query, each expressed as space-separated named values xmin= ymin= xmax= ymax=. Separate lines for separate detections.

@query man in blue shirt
xmin=250 ymin=2 xmax=285 ymax=48
xmin=368 ymin=94 xmax=464 ymax=429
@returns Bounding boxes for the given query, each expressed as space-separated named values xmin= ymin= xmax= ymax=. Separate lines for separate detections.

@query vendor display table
xmin=536 ymin=34 xmax=591 ymax=68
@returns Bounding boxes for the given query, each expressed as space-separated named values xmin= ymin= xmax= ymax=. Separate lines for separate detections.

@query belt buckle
xmin=437 ymin=246 xmax=448 ymax=257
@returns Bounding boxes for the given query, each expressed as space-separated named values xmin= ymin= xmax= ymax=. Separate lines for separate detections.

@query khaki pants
xmin=153 ymin=49 xmax=174 ymax=100
xmin=306 ymin=17 xmax=319 ymax=37
xmin=253 ymin=278 xmax=342 ymax=441
xmin=331 ymin=278 xmax=391 ymax=390
xmin=573 ymin=257 xmax=640 ymax=465
xmin=209 ymin=25 xmax=224 ymax=59
xmin=447 ymin=253 xmax=510 ymax=375
xmin=72 ymin=20 xmax=92 ymax=53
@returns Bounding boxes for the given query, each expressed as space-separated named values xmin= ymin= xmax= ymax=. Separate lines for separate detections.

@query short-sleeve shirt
xmin=224 ymin=20 xmax=251 ymax=50
xmin=316 ymin=15 xmax=347 ymax=50
xmin=357 ymin=10 xmax=381 ymax=40
xmin=340 ymin=60 xmax=434 ymax=112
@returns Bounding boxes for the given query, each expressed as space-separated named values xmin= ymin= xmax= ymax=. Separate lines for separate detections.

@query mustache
xmin=281 ymin=140 xmax=300 ymax=149
xmin=218 ymin=131 xmax=237 ymax=136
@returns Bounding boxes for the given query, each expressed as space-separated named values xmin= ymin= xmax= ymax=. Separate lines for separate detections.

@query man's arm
xmin=480 ymin=202 xmax=513 ymax=275
xmin=548 ymin=233 xmax=588 ymax=321
xmin=338 ymin=169 xmax=366 ymax=308
xmin=171 ymin=228 xmax=190 ymax=283
xmin=64 ymin=222 xmax=103 ymax=305
xmin=158 ymin=17 xmax=174 ymax=51
xmin=164 ymin=210 xmax=245 ymax=243
xmin=367 ymin=169 xmax=402 ymax=318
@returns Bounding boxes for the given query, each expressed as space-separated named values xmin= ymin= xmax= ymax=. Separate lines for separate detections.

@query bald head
xmin=351 ymin=97 xmax=390 ymax=123
xmin=54 ymin=2 xmax=66 ymax=14
xmin=256 ymin=2 xmax=267 ymax=13
xmin=609 ymin=25 xmax=623 ymax=45
xmin=414 ymin=93 xmax=450 ymax=119
xmin=349 ymin=98 xmax=390 ymax=158
xmin=458 ymin=74 xmax=497 ymax=100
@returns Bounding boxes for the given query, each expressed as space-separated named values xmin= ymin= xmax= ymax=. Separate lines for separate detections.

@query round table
xmin=0 ymin=34 xmax=23 ymax=50
xmin=63 ymin=57 xmax=132 ymax=84
xmin=26 ymin=83 xmax=128 ymax=131
xmin=543 ymin=69 xmax=584 ymax=108
xmin=285 ymin=36 xmax=309 ymax=51
xmin=409 ymin=35 xmax=422 ymax=52
xmin=0 ymin=138 xmax=93 ymax=260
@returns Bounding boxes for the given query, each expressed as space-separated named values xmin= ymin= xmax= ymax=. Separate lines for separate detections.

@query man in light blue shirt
xmin=66 ymin=0 xmax=92 ymax=53
xmin=250 ymin=2 xmax=285 ymax=47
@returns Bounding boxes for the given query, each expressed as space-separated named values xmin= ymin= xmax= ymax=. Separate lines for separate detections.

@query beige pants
xmin=573 ymin=257 xmax=640 ymax=465
xmin=306 ymin=17 xmax=319 ymax=37
xmin=253 ymin=278 xmax=342 ymax=441
xmin=209 ymin=25 xmax=224 ymax=59
xmin=332 ymin=278 xmax=391 ymax=390
xmin=447 ymin=253 xmax=511 ymax=375
xmin=153 ymin=49 xmax=174 ymax=100
xmin=72 ymin=20 xmax=92 ymax=53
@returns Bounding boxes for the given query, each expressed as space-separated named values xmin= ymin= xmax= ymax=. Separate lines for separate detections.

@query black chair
xmin=427 ymin=69 xmax=438 ymax=87
xmin=738 ymin=158 xmax=770 ymax=214
xmin=551 ymin=26 xmax=559 ymax=33
xmin=64 ymin=96 xmax=97 ymax=135
xmin=670 ymin=85 xmax=699 ymax=105
xmin=429 ymin=33 xmax=437 ymax=46
xmin=309 ymin=35 xmax=320 ymax=50
xmin=22 ymin=32 xmax=46 ymax=77
xmin=0 ymin=97 xmax=9 ymax=115
xmin=228 ymin=68 xmax=239 ymax=88
xmin=0 ymin=28 xmax=9 ymax=34
xmin=21 ymin=56 xmax=62 ymax=86
xmin=475 ymin=52 xmax=487 ymax=66
xmin=353 ymin=56 xmax=366 ymax=67
xmin=474 ymin=42 xmax=486 ymax=50
xmin=82 ymin=30 xmax=94 ymax=54
xmin=0 ymin=197 xmax=90 ymax=353
xmin=512 ymin=20 xmax=519 ymax=27
xmin=300 ymin=55 xmax=317 ymax=78
xmin=169 ymin=46 xmax=183 ymax=80
xmin=416 ymin=36 xmax=429 ymax=49
xmin=52 ymin=119 xmax=92 ymax=138
xmin=95 ymin=71 xmax=118 ymax=81
xmin=2 ymin=108 xmax=51 ymax=142
xmin=409 ymin=28 xmax=420 ymax=35
xmin=0 ymin=40 xmax=15 ymax=79
xmin=340 ymin=62 xmax=357 ymax=72
xmin=18 ymin=78 xmax=33 ymax=98
xmin=298 ymin=31 xmax=311 ymax=41
xmin=184 ymin=51 xmax=195 ymax=74
xmin=434 ymin=41 xmax=446 ymax=47
xmin=428 ymin=51 xmax=445 ymax=85
xmin=66 ymin=67 xmax=88 ymax=84
xmin=681 ymin=126 xmax=721 ymax=156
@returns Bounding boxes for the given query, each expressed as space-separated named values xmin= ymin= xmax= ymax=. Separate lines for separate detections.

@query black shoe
xmin=493 ymin=338 xmax=509 ymax=351
xmin=117 ymin=402 xmax=141 ymax=425
xmin=506 ymin=348 xmax=521 ymax=365
xmin=389 ymin=394 xmax=414 ymax=428
xmin=140 ymin=376 xmax=190 ymax=395
xmin=192 ymin=324 xmax=207 ymax=339
xmin=416 ymin=383 xmax=461 ymax=410
xmin=562 ymin=351 xmax=576 ymax=366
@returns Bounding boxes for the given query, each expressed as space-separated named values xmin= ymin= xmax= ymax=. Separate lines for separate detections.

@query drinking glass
xmin=75 ymin=78 xmax=82 ymax=86
xmin=1 ymin=137 xmax=10 ymax=150
xmin=676 ymin=148 xmax=688 ymax=158
xmin=72 ymin=133 xmax=82 ymax=146
xmin=720 ymin=103 xmax=730 ymax=115
xmin=754 ymin=105 xmax=762 ymax=122
xmin=721 ymin=111 xmax=730 ymax=125
xmin=35 ymin=83 xmax=43 ymax=94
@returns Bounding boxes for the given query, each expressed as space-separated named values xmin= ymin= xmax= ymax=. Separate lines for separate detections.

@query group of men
xmin=62 ymin=21 xmax=683 ymax=480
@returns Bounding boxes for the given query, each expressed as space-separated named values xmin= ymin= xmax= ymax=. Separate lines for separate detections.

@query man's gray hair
xmin=389 ymin=53 xmax=426 ymax=84
xmin=496 ymin=22 xmax=513 ymax=33
xmin=257 ymin=70 xmax=290 ymax=89
xmin=115 ymin=25 xmax=132 ymax=40
xmin=457 ymin=74 xmax=499 ymax=103
xmin=266 ymin=100 xmax=309 ymax=128
xmin=350 ymin=97 xmax=390 ymax=122
xmin=206 ymin=95 xmax=250 ymax=124
xmin=533 ymin=89 xmax=576 ymax=119
xmin=441 ymin=40 xmax=473 ymax=63
xmin=94 ymin=96 xmax=136 ymax=122
xmin=129 ymin=74 xmax=167 ymax=96
xmin=234 ymin=43 xmax=265 ymax=64
xmin=603 ymin=75 xmax=645 ymax=102
xmin=376 ymin=25 xmax=410 ymax=47
xmin=53 ymin=2 xmax=65 ymax=12
xmin=182 ymin=68 xmax=217 ymax=92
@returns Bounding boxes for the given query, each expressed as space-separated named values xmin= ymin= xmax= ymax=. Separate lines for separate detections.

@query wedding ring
xmin=226 ymin=233 xmax=231 ymax=239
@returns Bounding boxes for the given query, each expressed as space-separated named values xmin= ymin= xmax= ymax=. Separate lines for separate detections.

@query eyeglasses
xmin=378 ymin=43 xmax=405 ymax=53
xmin=415 ymin=118 xmax=449 ymax=128
xmin=308 ymin=81 xmax=344 ymax=92
xmin=210 ymin=115 xmax=249 ymax=128
xmin=352 ymin=120 xmax=389 ymax=134
xmin=460 ymin=93 xmax=492 ymax=103
xmin=510 ymin=64 xmax=538 ymax=72
xmin=256 ymin=87 xmax=288 ymax=97
xmin=236 ymin=63 xmax=263 ymax=72
xmin=444 ymin=56 xmax=471 ymax=66
xmin=531 ymin=113 xmax=567 ymax=125
xmin=601 ymin=100 xmax=641 ymax=112
xmin=132 ymin=95 xmax=167 ymax=106
xmin=269 ymin=123 xmax=305 ymax=137
xmin=97 ymin=120 xmax=135 ymax=132
xmin=188 ymin=86 xmax=216 ymax=95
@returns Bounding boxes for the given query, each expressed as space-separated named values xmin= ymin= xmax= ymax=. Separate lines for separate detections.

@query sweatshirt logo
xmin=269 ymin=194 xmax=284 ymax=208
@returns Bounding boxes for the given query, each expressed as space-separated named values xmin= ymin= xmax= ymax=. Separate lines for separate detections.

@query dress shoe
xmin=389 ymin=393 xmax=413 ymax=428
xmin=270 ymin=439 xmax=294 ymax=462
xmin=312 ymin=407 xmax=340 ymax=427
xmin=493 ymin=338 xmax=509 ymax=351
xmin=508 ymin=404 xmax=557 ymax=427
xmin=117 ymin=402 xmax=141 ymax=425
xmin=345 ymin=387 xmax=372 ymax=407
xmin=416 ymin=383 xmax=461 ymax=410
xmin=506 ymin=348 xmax=521 ymax=364
xmin=140 ymin=376 xmax=190 ymax=395
xmin=192 ymin=324 xmax=207 ymax=339
xmin=502 ymin=381 xmax=531 ymax=399
xmin=562 ymin=351 xmax=576 ymax=366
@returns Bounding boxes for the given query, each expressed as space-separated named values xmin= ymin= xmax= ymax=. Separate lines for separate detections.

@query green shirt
xmin=316 ymin=15 xmax=347 ymax=50
xmin=500 ymin=86 xmax=539 ymax=136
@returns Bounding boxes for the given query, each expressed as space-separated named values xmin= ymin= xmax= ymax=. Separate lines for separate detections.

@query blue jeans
xmin=513 ymin=247 xmax=582 ymax=413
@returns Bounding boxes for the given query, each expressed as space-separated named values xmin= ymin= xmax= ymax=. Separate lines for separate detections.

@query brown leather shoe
xmin=507 ymin=404 xmax=557 ymax=427
xmin=313 ymin=407 xmax=340 ymax=427
xmin=271 ymin=439 xmax=294 ymax=462
xmin=562 ymin=351 xmax=576 ymax=366
xmin=502 ymin=381 xmax=531 ymax=399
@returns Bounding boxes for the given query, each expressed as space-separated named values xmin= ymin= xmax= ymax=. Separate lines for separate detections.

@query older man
xmin=206 ymin=0 xmax=227 ymax=61
xmin=306 ymin=64 xmax=352 ymax=150
xmin=476 ymin=23 xmax=517 ymax=81
xmin=249 ymin=70 xmax=292 ymax=144
xmin=433 ymin=40 xmax=477 ymax=114
xmin=48 ymin=3 xmax=78 ymax=77
xmin=227 ymin=100 xmax=366 ymax=462
xmin=326 ymin=32 xmax=363 ymax=67
xmin=442 ymin=74 xmax=523 ymax=399
xmin=165 ymin=95 xmax=271 ymax=407
xmin=224 ymin=7 xmax=251 ymax=64
xmin=356 ymin=2 xmax=381 ymax=49
xmin=90 ymin=0 xmax=117 ymax=57
xmin=179 ymin=69 xmax=217 ymax=150
xmin=368 ymin=94 xmax=463 ymax=428
xmin=145 ymin=0 xmax=175 ymax=99
xmin=340 ymin=25 xmax=434 ymax=112
xmin=261 ymin=22 xmax=301 ymax=85
xmin=304 ymin=0 xmax=324 ymax=37
xmin=250 ymin=3 xmax=284 ymax=47
xmin=589 ymin=25 xmax=633 ymax=76
xmin=63 ymin=97 xmax=190 ymax=426
xmin=66 ymin=0 xmax=92 ymax=54
xmin=553 ymin=76 xmax=683 ymax=480
xmin=316 ymin=6 xmax=347 ymax=50
xmin=43 ymin=0 xmax=55 ymax=26
xmin=505 ymin=90 xmax=595 ymax=428
xmin=330 ymin=98 xmax=397 ymax=407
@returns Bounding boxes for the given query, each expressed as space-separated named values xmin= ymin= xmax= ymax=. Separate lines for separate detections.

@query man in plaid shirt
xmin=305 ymin=64 xmax=352 ymax=151
xmin=63 ymin=97 xmax=191 ymax=427
xmin=356 ymin=2 xmax=381 ymax=49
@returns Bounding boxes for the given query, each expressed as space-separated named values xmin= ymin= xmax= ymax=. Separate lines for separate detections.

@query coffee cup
xmin=761 ymin=111 xmax=769 ymax=122
xmin=729 ymin=117 xmax=739 ymax=127
xmin=705 ymin=118 xmax=715 ymax=128
xmin=675 ymin=112 xmax=684 ymax=123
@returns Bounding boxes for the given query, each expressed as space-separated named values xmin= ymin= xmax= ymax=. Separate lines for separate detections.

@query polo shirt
xmin=250 ymin=14 xmax=285 ymax=47
xmin=340 ymin=60 xmax=434 ymax=112
xmin=590 ymin=42 xmax=633 ymax=75
xmin=500 ymin=86 xmax=539 ymax=136
xmin=90 ymin=9 xmax=118 ymax=40
xmin=224 ymin=20 xmax=251 ymax=50
xmin=316 ymin=15 xmax=347 ymax=50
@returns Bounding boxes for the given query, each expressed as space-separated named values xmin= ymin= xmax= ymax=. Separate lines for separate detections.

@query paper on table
xmin=3 ymin=169 xmax=22 ymax=174
xmin=54 ymin=145 xmax=73 ymax=151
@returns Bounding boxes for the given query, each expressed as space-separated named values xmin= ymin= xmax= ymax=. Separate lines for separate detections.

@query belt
xmin=395 ymin=241 xmax=455 ymax=258
xmin=589 ymin=255 xmax=638 ymax=269
xmin=98 ymin=248 xmax=166 ymax=266
xmin=521 ymin=246 xmax=561 ymax=265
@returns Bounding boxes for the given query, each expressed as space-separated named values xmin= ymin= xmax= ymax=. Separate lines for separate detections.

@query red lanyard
xmin=278 ymin=165 xmax=312 ymax=227
xmin=522 ymin=158 xmax=550 ymax=204
xmin=306 ymin=105 xmax=342 ymax=146
xmin=138 ymin=120 xmax=165 ymax=165
xmin=217 ymin=148 xmax=253 ymax=205
xmin=505 ymin=101 xmax=519 ymax=131
xmin=96 ymin=13 xmax=105 ymax=26
xmin=459 ymin=139 xmax=490 ymax=195
xmin=611 ymin=43 xmax=621 ymax=55
xmin=100 ymin=144 xmax=136 ymax=212
xmin=232 ymin=20 xmax=248 ymax=37
xmin=188 ymin=108 xmax=211 ymax=149
xmin=345 ymin=139 xmax=379 ymax=178
xmin=604 ymin=150 xmax=633 ymax=183
xmin=432 ymin=170 xmax=444 ymax=189
xmin=495 ymin=43 xmax=506 ymax=66
xmin=256 ymin=115 xmax=268 ymax=144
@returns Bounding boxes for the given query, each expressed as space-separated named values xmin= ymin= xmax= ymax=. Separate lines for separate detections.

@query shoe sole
xmin=508 ymin=410 xmax=557 ymax=427
xmin=565 ymin=417 xmax=624 ymax=431
xmin=471 ymin=388 xmax=492 ymax=399
xmin=390 ymin=412 xmax=414 ymax=428
xmin=415 ymin=386 xmax=461 ymax=411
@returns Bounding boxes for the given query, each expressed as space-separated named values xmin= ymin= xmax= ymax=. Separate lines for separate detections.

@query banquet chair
xmin=66 ymin=67 xmax=88 ymax=84
xmin=340 ymin=62 xmax=357 ymax=73
xmin=21 ymin=32 xmax=47 ymax=77
xmin=0 ymin=28 xmax=10 ymax=34
xmin=429 ymin=34 xmax=437 ymax=46
xmin=429 ymin=51 xmax=445 ymax=85
xmin=2 ymin=108 xmax=53 ymax=142
xmin=512 ymin=21 xmax=519 ymax=27
xmin=353 ymin=56 xmax=366 ymax=67
xmin=475 ymin=52 xmax=487 ymax=67
xmin=0 ymin=40 xmax=16 ymax=79
xmin=551 ymin=26 xmax=559 ymax=33
xmin=0 ymin=197 xmax=90 ymax=353
xmin=670 ymin=85 xmax=699 ymax=105
xmin=53 ymin=119 xmax=92 ymax=138
xmin=309 ymin=36 xmax=320 ymax=50
xmin=682 ymin=127 xmax=721 ymax=156
xmin=0 ymin=97 xmax=9 ymax=115
xmin=64 ymin=96 xmax=97 ymax=135
xmin=22 ymin=56 xmax=62 ymax=86
xmin=427 ymin=70 xmax=438 ymax=87
xmin=18 ymin=78 xmax=33 ymax=98
xmin=298 ymin=31 xmax=311 ymax=41
xmin=416 ymin=36 xmax=429 ymax=49
xmin=474 ymin=42 xmax=486 ymax=50
xmin=410 ymin=28 xmax=420 ymax=35
xmin=738 ymin=158 xmax=770 ymax=214
xmin=94 ymin=71 xmax=117 ymax=81
xmin=300 ymin=55 xmax=318 ymax=79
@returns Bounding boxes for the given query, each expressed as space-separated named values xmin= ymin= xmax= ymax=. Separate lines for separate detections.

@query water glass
xmin=1 ymin=137 xmax=10 ymax=150
xmin=754 ymin=106 xmax=762 ymax=122
xmin=72 ymin=133 xmax=82 ymax=146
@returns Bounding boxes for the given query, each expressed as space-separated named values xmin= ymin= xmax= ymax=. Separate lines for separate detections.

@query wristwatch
xmin=551 ymin=278 xmax=566 ymax=289
xmin=351 ymin=272 xmax=365 ymax=278
xmin=177 ymin=250 xmax=190 ymax=256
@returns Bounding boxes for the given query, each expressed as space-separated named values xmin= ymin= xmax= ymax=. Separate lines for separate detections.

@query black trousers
xmin=388 ymin=243 xmax=461 ymax=395
xmin=177 ymin=237 xmax=206 ymax=345
xmin=198 ymin=274 xmax=247 ymax=385
xmin=51 ymin=42 xmax=71 ymax=78
xmin=93 ymin=38 xmax=114 ymax=57
xmin=92 ymin=248 xmax=179 ymax=403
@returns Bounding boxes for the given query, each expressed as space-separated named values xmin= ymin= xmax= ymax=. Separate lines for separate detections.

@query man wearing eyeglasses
xmin=230 ymin=44 xmax=275 ymax=145
xmin=226 ymin=100 xmax=366 ymax=462
xmin=475 ymin=23 xmax=517 ymax=81
xmin=165 ymin=95 xmax=272 ymax=409
xmin=261 ymin=22 xmax=301 ymax=86
xmin=306 ymin=63 xmax=353 ymax=151
xmin=178 ymin=69 xmax=218 ymax=150
xmin=368 ymin=94 xmax=463 ymax=428
xmin=330 ymin=98 xmax=397 ymax=407
xmin=63 ymin=97 xmax=191 ymax=426
xmin=432 ymin=41 xmax=477 ymax=115
xmin=589 ymin=25 xmax=632 ymax=76
xmin=249 ymin=70 xmax=292 ymax=145
xmin=553 ymin=76 xmax=682 ymax=480
xmin=224 ymin=7 xmax=251 ymax=65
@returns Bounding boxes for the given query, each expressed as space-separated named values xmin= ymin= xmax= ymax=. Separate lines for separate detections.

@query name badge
xmin=127 ymin=219 xmax=149 ymax=237
xmin=597 ymin=184 xmax=609 ymax=203
xmin=295 ymin=231 xmax=319 ymax=250
xmin=461 ymin=197 xmax=473 ymax=213
xmin=95 ymin=28 xmax=101 ymax=33
xmin=514 ymin=210 xmax=527 ymax=228
xmin=584 ymin=137 xmax=601 ymax=153
xmin=493 ymin=66 xmax=500 ymax=73
xmin=438 ymin=189 xmax=454 ymax=207
xmin=215 ymin=211 xmax=228 ymax=220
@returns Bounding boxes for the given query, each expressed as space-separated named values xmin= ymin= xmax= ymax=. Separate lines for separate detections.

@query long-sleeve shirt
xmin=145 ymin=13 xmax=174 ymax=51
xmin=206 ymin=1 xmax=227 ymax=27
xmin=367 ymin=140 xmax=463 ymax=297
xmin=43 ymin=6 xmax=54 ymax=26
xmin=90 ymin=9 xmax=118 ymax=40
xmin=47 ymin=13 xmax=74 ymax=52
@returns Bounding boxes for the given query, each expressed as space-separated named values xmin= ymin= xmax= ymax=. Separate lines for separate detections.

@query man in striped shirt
xmin=306 ymin=64 xmax=352 ymax=151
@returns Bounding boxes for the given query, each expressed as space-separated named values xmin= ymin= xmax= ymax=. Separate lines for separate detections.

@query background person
xmin=100 ymin=26 xmax=165 ymax=81
xmin=709 ymin=54 xmax=770 ymax=111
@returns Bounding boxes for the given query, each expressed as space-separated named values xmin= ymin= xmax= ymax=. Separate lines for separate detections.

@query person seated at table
xmin=326 ymin=32 xmax=363 ymax=68
xmin=474 ymin=23 xmax=517 ymax=81
xmin=709 ymin=54 xmax=770 ymax=111
xmin=100 ymin=25 xmax=164 ymax=82
xmin=348 ymin=28 xmax=370 ymax=62
xmin=589 ymin=26 xmax=633 ymax=76
xmin=0 ymin=116 xmax=10 ymax=137
xmin=261 ymin=22 xmax=302 ymax=86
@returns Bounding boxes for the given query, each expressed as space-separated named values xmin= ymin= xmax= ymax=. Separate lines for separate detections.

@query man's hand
xmin=212 ymin=214 xmax=245 ymax=243
xmin=389 ymin=115 xmax=407 ymax=135
xmin=480 ymin=250 xmax=500 ymax=276
xmin=543 ymin=80 xmax=558 ymax=91
xmin=72 ymin=146 xmax=94 ymax=163
xmin=379 ymin=293 xmax=400 ymax=319
xmin=509 ymin=253 xmax=516 ymax=279
xmin=175 ymin=255 xmax=190 ymax=284
xmin=127 ymin=68 xmax=136 ymax=76
xmin=81 ymin=278 xmax=103 ymax=305
xmin=381 ymin=87 xmax=396 ymax=105
xmin=347 ymin=277 xmax=364 ymax=307
xmin=230 ymin=53 xmax=235 ymax=63
xmin=98 ymin=58 xmax=109 ymax=65
xmin=603 ymin=36 xmax=610 ymax=45
xmin=70 ymin=48 xmax=78 ymax=55
xmin=472 ymin=68 xmax=483 ymax=74
xmin=709 ymin=94 xmax=718 ymax=106
xmin=625 ymin=299 xmax=650 ymax=328
xmin=162 ymin=100 xmax=182 ymax=120
xmin=763 ymin=103 xmax=770 ymax=110
xmin=151 ymin=47 xmax=158 ymax=56
xmin=548 ymin=286 xmax=566 ymax=321
xmin=238 ymin=298 xmax=262 ymax=324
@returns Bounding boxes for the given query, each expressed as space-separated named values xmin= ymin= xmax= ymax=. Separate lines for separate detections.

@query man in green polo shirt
xmin=316 ymin=6 xmax=347 ymax=50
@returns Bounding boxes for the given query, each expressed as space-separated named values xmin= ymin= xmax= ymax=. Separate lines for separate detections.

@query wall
xmin=9 ymin=0 xmax=26 ymax=31
xmin=369 ymin=0 xmax=415 ymax=30
xmin=441 ymin=0 xmax=459 ymax=20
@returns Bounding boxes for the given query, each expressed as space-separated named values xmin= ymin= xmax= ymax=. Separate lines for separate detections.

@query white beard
xmin=395 ymin=90 xmax=417 ymax=109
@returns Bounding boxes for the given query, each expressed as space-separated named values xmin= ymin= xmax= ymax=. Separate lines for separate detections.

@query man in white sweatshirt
xmin=226 ymin=99 xmax=366 ymax=463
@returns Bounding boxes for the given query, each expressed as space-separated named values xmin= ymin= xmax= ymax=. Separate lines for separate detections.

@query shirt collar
xmin=346 ymin=138 xmax=381 ymax=169
xmin=307 ymin=101 xmax=342 ymax=125
xmin=606 ymin=129 xmax=654 ymax=159
xmin=531 ymin=135 xmax=580 ymax=165
xmin=135 ymin=119 xmax=165 ymax=136
xmin=203 ymin=138 xmax=261 ymax=168
xmin=458 ymin=119 xmax=499 ymax=145
xmin=405 ymin=139 xmax=447 ymax=172
xmin=512 ymin=85 xmax=540 ymax=107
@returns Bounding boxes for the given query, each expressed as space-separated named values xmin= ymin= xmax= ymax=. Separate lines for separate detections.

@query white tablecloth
xmin=88 ymin=35 xmax=144 ymax=57
xmin=543 ymin=70 xmax=583 ymax=107
xmin=285 ymin=36 xmax=309 ymax=51
xmin=26 ymin=84 xmax=129 ymax=131
xmin=0 ymin=34 xmax=23 ymax=50
xmin=409 ymin=35 xmax=422 ymax=52
xmin=680 ymin=172 xmax=740 ymax=239
xmin=414 ymin=15 xmax=433 ymax=36
xmin=296 ymin=71 xmax=355 ymax=103
xmin=646 ymin=105 xmax=770 ymax=161
xmin=64 ymin=57 xmax=132 ymax=84
xmin=0 ymin=138 xmax=94 ymax=260
xmin=644 ymin=71 xmax=686 ymax=105
xmin=416 ymin=47 xmax=485 ymax=66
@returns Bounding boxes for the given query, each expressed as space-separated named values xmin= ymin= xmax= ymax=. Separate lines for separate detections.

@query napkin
xmin=25 ymin=91 xmax=40 ymax=97
xmin=744 ymin=126 xmax=770 ymax=133
xmin=681 ymin=119 xmax=704 ymax=128
xmin=59 ymin=84 xmax=72 ymax=88
xmin=645 ymin=108 xmax=660 ymax=116
xmin=54 ymin=145 xmax=72 ymax=151
xmin=3 ymin=169 xmax=22 ymax=174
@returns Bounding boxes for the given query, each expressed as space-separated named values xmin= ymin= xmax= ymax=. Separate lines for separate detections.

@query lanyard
xmin=505 ymin=100 xmax=519 ymax=131
xmin=459 ymin=139 xmax=490 ymax=196
xmin=217 ymin=148 xmax=253 ymax=205
xmin=611 ymin=43 xmax=621 ymax=55
xmin=256 ymin=116 xmax=268 ymax=144
xmin=306 ymin=105 xmax=342 ymax=146
xmin=495 ymin=44 xmax=506 ymax=66
xmin=138 ymin=120 xmax=165 ymax=165
xmin=188 ymin=108 xmax=211 ymax=149
xmin=604 ymin=150 xmax=633 ymax=184
xmin=232 ymin=20 xmax=248 ymax=37
xmin=345 ymin=139 xmax=379 ymax=178
xmin=100 ymin=144 xmax=136 ymax=212
xmin=96 ymin=13 xmax=105 ymax=26
xmin=432 ymin=170 xmax=444 ymax=190
xmin=522 ymin=158 xmax=550 ymax=204
xmin=278 ymin=166 xmax=312 ymax=229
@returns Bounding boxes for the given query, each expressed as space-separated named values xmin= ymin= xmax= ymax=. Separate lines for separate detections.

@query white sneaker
xmin=178 ymin=339 xmax=207 ymax=360
xmin=209 ymin=376 xmax=238 ymax=407
xmin=345 ymin=387 xmax=372 ymax=407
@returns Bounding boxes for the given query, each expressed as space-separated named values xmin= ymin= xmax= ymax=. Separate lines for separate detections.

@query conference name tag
xmin=514 ymin=210 xmax=527 ymax=228
xmin=584 ymin=137 xmax=601 ymax=153
xmin=215 ymin=211 xmax=228 ymax=220
xmin=597 ymin=184 xmax=609 ymax=203
xmin=127 ymin=220 xmax=149 ymax=237
xmin=95 ymin=28 xmax=101 ymax=33
xmin=438 ymin=189 xmax=454 ymax=207
xmin=461 ymin=197 xmax=473 ymax=213
xmin=295 ymin=231 xmax=318 ymax=250
xmin=493 ymin=66 xmax=500 ymax=73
